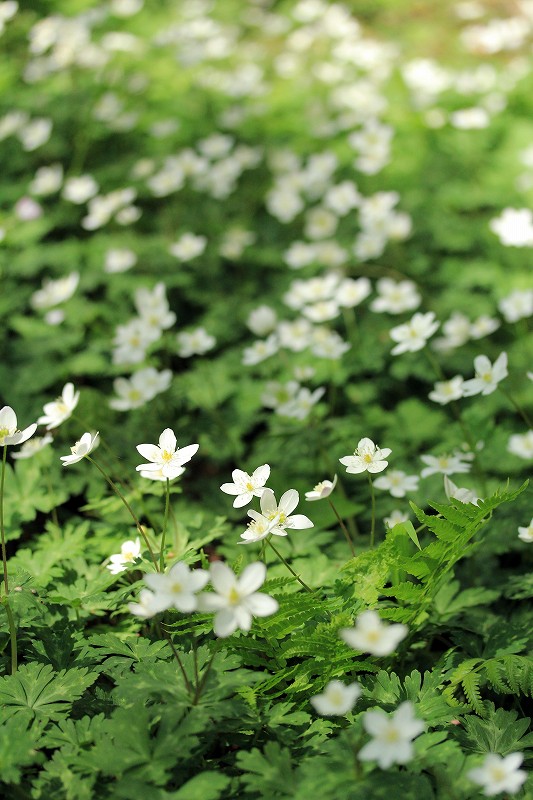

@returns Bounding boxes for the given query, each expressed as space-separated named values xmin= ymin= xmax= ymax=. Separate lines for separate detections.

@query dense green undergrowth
xmin=0 ymin=0 xmax=532 ymax=797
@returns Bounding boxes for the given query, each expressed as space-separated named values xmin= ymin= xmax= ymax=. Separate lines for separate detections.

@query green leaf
xmin=0 ymin=663 xmax=98 ymax=721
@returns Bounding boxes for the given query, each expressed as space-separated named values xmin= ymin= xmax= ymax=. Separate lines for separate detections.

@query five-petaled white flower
xmin=198 ymin=561 xmax=278 ymax=637
xmin=60 ymin=432 xmax=99 ymax=465
xmin=444 ymin=476 xmax=480 ymax=506
xmin=462 ymin=352 xmax=508 ymax=397
xmin=12 ymin=434 xmax=53 ymax=460
xmin=373 ymin=470 xmax=419 ymax=498
xmin=359 ymin=701 xmax=425 ymax=769
xmin=107 ymin=538 xmax=142 ymax=575
xmin=144 ymin=562 xmax=209 ymax=612
xmin=0 ymin=406 xmax=37 ymax=447
xmin=38 ymin=382 xmax=80 ymax=430
xmin=420 ymin=451 xmax=472 ymax=477
xmin=518 ymin=518 xmax=533 ymax=543
xmin=428 ymin=376 xmax=464 ymax=405
xmin=340 ymin=609 xmax=408 ymax=656
xmin=220 ymin=464 xmax=271 ymax=508
xmin=310 ymin=680 xmax=362 ymax=716
xmin=305 ymin=475 xmax=337 ymax=501
xmin=339 ymin=438 xmax=391 ymax=475
xmin=508 ymin=430 xmax=533 ymax=459
xmin=390 ymin=311 xmax=439 ymax=355
xmin=128 ymin=588 xmax=168 ymax=619
xmin=467 ymin=752 xmax=527 ymax=797
xmin=240 ymin=488 xmax=314 ymax=544
xmin=136 ymin=428 xmax=199 ymax=479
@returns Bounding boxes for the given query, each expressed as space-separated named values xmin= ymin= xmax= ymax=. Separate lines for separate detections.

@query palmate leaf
xmin=0 ymin=716 xmax=44 ymax=784
xmin=0 ymin=663 xmax=98 ymax=721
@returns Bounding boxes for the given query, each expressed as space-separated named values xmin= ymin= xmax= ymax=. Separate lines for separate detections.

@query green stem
xmin=87 ymin=457 xmax=160 ymax=572
xmin=500 ymin=387 xmax=533 ymax=429
xmin=1 ymin=446 xmax=8 ymax=594
xmin=158 ymin=623 xmax=192 ymax=693
xmin=193 ymin=640 xmax=220 ymax=705
xmin=368 ymin=474 xmax=376 ymax=549
xmin=160 ymin=479 xmax=170 ymax=572
xmin=266 ymin=538 xmax=314 ymax=593
xmin=328 ymin=499 xmax=355 ymax=556
xmin=4 ymin=600 xmax=17 ymax=673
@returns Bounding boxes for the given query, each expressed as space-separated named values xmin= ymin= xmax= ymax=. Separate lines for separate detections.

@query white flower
xmin=340 ymin=609 xmax=408 ymax=656
xmin=18 ymin=118 xmax=52 ymax=151
xmin=104 ymin=248 xmax=137 ymax=273
xmin=242 ymin=335 xmax=279 ymax=366
xmin=384 ymin=509 xmax=410 ymax=529
xmin=30 ymin=164 xmax=63 ymax=196
xmin=335 ymin=277 xmax=371 ymax=309
xmin=12 ymin=434 xmax=53 ymax=460
xmin=305 ymin=475 xmax=337 ymax=501
xmin=339 ymin=437 xmax=391 ymax=475
xmin=107 ymin=538 xmax=142 ymax=574
xmin=176 ymin=327 xmax=216 ymax=358
xmin=169 ymin=233 xmax=207 ymax=261
xmin=420 ymin=451 xmax=472 ymax=477
xmin=143 ymin=562 xmax=209 ymax=612
xmin=134 ymin=282 xmax=176 ymax=332
xmin=246 ymin=306 xmax=277 ymax=336
xmin=469 ymin=315 xmax=500 ymax=340
xmin=390 ymin=311 xmax=439 ymax=355
xmin=30 ymin=272 xmax=79 ymax=310
xmin=38 ymin=382 xmax=80 ymax=430
xmin=109 ymin=368 xmax=172 ymax=411
xmin=0 ymin=406 xmax=37 ymax=447
xmin=60 ymin=432 xmax=99 ymax=465
xmin=444 ymin=476 xmax=480 ymax=505
xmin=467 ymin=753 xmax=527 ymax=796
xmin=136 ymin=428 xmax=199 ymax=480
xmin=221 ymin=464 xmax=271 ymax=508
xmin=518 ymin=518 xmax=533 ymax=543
xmin=462 ymin=352 xmax=508 ymax=397
xmin=373 ymin=470 xmax=419 ymax=498
xmin=450 ymin=107 xmax=489 ymax=129
xmin=128 ymin=588 xmax=169 ymax=618
xmin=276 ymin=386 xmax=325 ymax=419
xmin=310 ymin=680 xmax=362 ymax=716
xmin=429 ymin=375 xmax=465 ymax=405
xmin=62 ymin=175 xmax=99 ymax=204
xmin=508 ymin=430 xmax=533 ymax=459
xmin=359 ymin=702 xmax=424 ymax=769
xmin=489 ymin=208 xmax=533 ymax=247
xmin=198 ymin=561 xmax=279 ymax=637
xmin=498 ymin=289 xmax=533 ymax=323
xmin=248 ymin=488 xmax=313 ymax=539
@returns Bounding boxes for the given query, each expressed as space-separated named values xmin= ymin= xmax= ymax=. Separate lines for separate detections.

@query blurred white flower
xmin=340 ymin=609 xmax=407 ymax=656
xmin=62 ymin=175 xmax=99 ymax=204
xmin=489 ymin=208 xmax=533 ymax=247
xmin=169 ymin=232 xmax=207 ymax=261
xmin=104 ymin=248 xmax=137 ymax=273
xmin=107 ymin=538 xmax=141 ymax=574
xmin=359 ymin=702 xmax=424 ymax=769
xmin=60 ymin=432 xmax=99 ymax=466
xmin=30 ymin=272 xmax=79 ymax=310
xmin=310 ymin=680 xmax=361 ymax=716
xmin=508 ymin=430 xmax=533 ymax=459
xmin=462 ymin=352 xmax=508 ymax=397
xmin=198 ymin=561 xmax=278 ymax=637
xmin=498 ymin=289 xmax=533 ymax=323
xmin=12 ymin=434 xmax=53 ymax=460
xmin=420 ymin=451 xmax=472 ymax=477
xmin=467 ymin=753 xmax=526 ymax=797
xmin=177 ymin=327 xmax=216 ymax=357
xmin=518 ymin=518 xmax=533 ymax=543
xmin=374 ymin=470 xmax=419 ymax=498
xmin=444 ymin=476 xmax=480 ymax=505
xmin=390 ymin=312 xmax=439 ymax=355
xmin=38 ymin=382 xmax=79 ymax=430
xmin=144 ymin=562 xmax=209 ymax=612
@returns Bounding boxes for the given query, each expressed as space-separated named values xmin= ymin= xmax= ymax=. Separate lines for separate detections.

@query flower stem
xmin=328 ymin=499 xmax=355 ymax=556
xmin=87 ymin=457 xmax=160 ymax=571
xmin=160 ymin=479 xmax=170 ymax=572
xmin=266 ymin=538 xmax=314 ymax=593
xmin=0 ymin=446 xmax=17 ymax=672
xmin=192 ymin=640 xmax=220 ymax=705
xmin=158 ymin=623 xmax=192 ymax=693
xmin=499 ymin=387 xmax=533 ymax=429
xmin=368 ymin=474 xmax=376 ymax=548
xmin=1 ymin=446 xmax=9 ymax=594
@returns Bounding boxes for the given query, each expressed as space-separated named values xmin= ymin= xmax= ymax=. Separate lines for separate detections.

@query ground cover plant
xmin=0 ymin=0 xmax=532 ymax=797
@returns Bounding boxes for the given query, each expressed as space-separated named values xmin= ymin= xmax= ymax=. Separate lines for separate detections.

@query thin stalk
xmin=4 ymin=601 xmax=17 ymax=673
xmin=160 ymin=479 xmax=170 ymax=572
xmin=1 ymin=446 xmax=8 ymax=594
xmin=500 ymin=387 xmax=533 ymax=429
xmin=1 ymin=446 xmax=17 ymax=672
xmin=328 ymin=499 xmax=355 ymax=556
xmin=266 ymin=538 xmax=314 ymax=593
xmin=87 ymin=457 xmax=159 ymax=571
xmin=192 ymin=640 xmax=220 ymax=705
xmin=368 ymin=474 xmax=376 ymax=549
xmin=158 ymin=623 xmax=192 ymax=693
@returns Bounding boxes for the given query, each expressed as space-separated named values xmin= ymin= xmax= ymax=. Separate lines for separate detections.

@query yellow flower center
xmin=0 ymin=427 xmax=9 ymax=438
xmin=363 ymin=453 xmax=373 ymax=463
xmin=161 ymin=450 xmax=173 ymax=462
xmin=384 ymin=727 xmax=401 ymax=743
xmin=228 ymin=587 xmax=240 ymax=605
xmin=171 ymin=582 xmax=183 ymax=594
xmin=489 ymin=766 xmax=506 ymax=782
